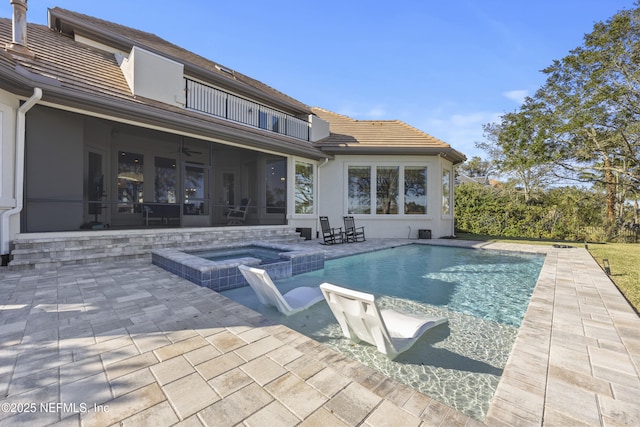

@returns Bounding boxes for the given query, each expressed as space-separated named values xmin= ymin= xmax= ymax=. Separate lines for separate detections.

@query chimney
xmin=5 ymin=0 xmax=33 ymax=57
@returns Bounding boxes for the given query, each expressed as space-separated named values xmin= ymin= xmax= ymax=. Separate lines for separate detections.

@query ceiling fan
xmin=181 ymin=147 xmax=202 ymax=157
xmin=165 ymin=146 xmax=203 ymax=157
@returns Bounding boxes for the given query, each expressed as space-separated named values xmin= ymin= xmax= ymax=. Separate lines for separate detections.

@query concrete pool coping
xmin=0 ymin=239 xmax=638 ymax=425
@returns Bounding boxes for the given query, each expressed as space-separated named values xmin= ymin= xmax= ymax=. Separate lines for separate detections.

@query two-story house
xmin=0 ymin=3 xmax=465 ymax=265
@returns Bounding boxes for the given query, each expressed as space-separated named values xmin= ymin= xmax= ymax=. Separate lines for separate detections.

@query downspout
xmin=1 ymin=87 xmax=43 ymax=265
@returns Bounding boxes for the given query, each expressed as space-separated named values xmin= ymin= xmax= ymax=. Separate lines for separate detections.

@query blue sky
xmin=1 ymin=1 xmax=635 ymax=159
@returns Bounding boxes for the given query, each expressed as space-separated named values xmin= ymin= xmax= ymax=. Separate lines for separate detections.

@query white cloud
xmin=503 ymin=89 xmax=528 ymax=104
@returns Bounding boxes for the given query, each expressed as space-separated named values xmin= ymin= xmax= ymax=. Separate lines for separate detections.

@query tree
xmin=457 ymin=156 xmax=495 ymax=180
xmin=532 ymin=6 xmax=640 ymax=226
xmin=477 ymin=111 xmax=555 ymax=202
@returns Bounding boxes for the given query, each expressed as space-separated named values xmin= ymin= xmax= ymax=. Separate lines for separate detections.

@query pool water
xmin=191 ymin=245 xmax=287 ymax=264
xmin=222 ymin=244 xmax=545 ymax=421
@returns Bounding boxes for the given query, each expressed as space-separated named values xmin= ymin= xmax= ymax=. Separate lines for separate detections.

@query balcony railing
xmin=185 ymin=78 xmax=310 ymax=141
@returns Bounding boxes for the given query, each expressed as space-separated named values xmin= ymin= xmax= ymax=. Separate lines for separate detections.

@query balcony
xmin=185 ymin=78 xmax=310 ymax=141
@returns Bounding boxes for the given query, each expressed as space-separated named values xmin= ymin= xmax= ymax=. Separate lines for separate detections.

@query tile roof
xmin=48 ymin=8 xmax=311 ymax=115
xmin=0 ymin=16 xmax=326 ymax=160
xmin=0 ymin=8 xmax=465 ymax=163
xmin=1 ymin=19 xmax=134 ymax=101
xmin=311 ymin=108 xmax=466 ymax=163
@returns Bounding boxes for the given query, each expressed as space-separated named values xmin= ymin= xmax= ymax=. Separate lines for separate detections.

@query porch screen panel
xmin=266 ymin=158 xmax=286 ymax=214
xmin=117 ymin=151 xmax=143 ymax=213
xmin=184 ymin=165 xmax=208 ymax=215
xmin=348 ymin=166 xmax=371 ymax=214
xmin=295 ymin=161 xmax=314 ymax=214
xmin=404 ymin=166 xmax=427 ymax=214
xmin=88 ymin=152 xmax=103 ymax=215
xmin=376 ymin=166 xmax=399 ymax=214
xmin=154 ymin=157 xmax=177 ymax=203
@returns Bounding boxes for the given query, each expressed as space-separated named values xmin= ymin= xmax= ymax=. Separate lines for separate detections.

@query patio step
xmin=8 ymin=226 xmax=305 ymax=270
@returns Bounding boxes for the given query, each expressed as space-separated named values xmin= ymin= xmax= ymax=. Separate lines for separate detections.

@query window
xmin=117 ymin=151 xmax=143 ymax=213
xmin=295 ymin=161 xmax=314 ymax=214
xmin=376 ymin=166 xmax=399 ymax=214
xmin=154 ymin=157 xmax=177 ymax=203
xmin=347 ymin=164 xmax=430 ymax=216
xmin=442 ymin=169 xmax=451 ymax=215
xmin=404 ymin=166 xmax=427 ymax=214
xmin=348 ymin=166 xmax=371 ymax=214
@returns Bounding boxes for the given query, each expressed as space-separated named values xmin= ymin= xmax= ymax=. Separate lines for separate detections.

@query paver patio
xmin=0 ymin=239 xmax=638 ymax=426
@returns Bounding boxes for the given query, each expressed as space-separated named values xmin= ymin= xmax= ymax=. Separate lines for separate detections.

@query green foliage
xmin=457 ymin=156 xmax=494 ymax=178
xmin=455 ymin=183 xmax=607 ymax=241
xmin=477 ymin=6 xmax=640 ymax=230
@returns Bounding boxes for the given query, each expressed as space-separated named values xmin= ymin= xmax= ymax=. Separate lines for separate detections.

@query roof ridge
xmin=311 ymin=107 xmax=355 ymax=122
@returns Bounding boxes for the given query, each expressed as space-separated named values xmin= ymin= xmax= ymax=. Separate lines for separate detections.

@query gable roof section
xmin=0 ymin=16 xmax=327 ymax=160
xmin=48 ymin=8 xmax=311 ymax=116
xmin=311 ymin=108 xmax=466 ymax=164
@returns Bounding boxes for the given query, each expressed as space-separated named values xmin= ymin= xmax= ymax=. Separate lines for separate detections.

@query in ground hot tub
xmin=152 ymin=242 xmax=324 ymax=292
xmin=192 ymin=245 xmax=289 ymax=264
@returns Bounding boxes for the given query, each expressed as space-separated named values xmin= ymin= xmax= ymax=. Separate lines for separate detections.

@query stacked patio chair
xmin=319 ymin=216 xmax=344 ymax=245
xmin=343 ymin=216 xmax=365 ymax=242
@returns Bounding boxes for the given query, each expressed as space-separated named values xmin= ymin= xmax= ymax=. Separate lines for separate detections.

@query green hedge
xmin=454 ymin=183 xmax=608 ymax=241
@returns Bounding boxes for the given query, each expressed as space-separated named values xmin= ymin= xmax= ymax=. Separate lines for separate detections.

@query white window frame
xmin=345 ymin=162 xmax=431 ymax=217
xmin=441 ymin=167 xmax=452 ymax=218
xmin=290 ymin=157 xmax=316 ymax=217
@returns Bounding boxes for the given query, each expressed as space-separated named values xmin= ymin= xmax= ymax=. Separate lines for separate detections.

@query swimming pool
xmin=222 ymin=244 xmax=545 ymax=421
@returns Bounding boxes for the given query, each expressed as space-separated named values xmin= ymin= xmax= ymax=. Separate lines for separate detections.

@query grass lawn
xmin=455 ymin=232 xmax=640 ymax=313
xmin=587 ymin=243 xmax=640 ymax=312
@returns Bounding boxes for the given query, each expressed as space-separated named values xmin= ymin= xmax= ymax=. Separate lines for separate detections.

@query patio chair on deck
xmin=238 ymin=265 xmax=324 ymax=316
xmin=343 ymin=216 xmax=365 ymax=242
xmin=319 ymin=216 xmax=344 ymax=245
xmin=226 ymin=198 xmax=251 ymax=225
xmin=320 ymin=282 xmax=447 ymax=360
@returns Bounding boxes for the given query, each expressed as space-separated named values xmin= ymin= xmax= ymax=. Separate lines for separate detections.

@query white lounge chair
xmin=319 ymin=282 xmax=447 ymax=360
xmin=238 ymin=265 xmax=324 ymax=316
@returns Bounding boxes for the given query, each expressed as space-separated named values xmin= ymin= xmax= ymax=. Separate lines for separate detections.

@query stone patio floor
xmin=0 ymin=239 xmax=638 ymax=426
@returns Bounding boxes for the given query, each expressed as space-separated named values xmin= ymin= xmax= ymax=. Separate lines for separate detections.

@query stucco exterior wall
xmin=0 ymin=89 xmax=19 ymax=244
xmin=0 ymin=91 xmax=17 ymax=206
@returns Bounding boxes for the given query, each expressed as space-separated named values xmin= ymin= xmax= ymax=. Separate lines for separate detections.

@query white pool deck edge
xmin=0 ymin=239 xmax=638 ymax=426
